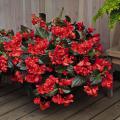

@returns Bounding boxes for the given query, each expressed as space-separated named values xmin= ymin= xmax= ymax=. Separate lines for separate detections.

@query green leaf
xmin=39 ymin=13 xmax=46 ymax=21
xmin=90 ymin=74 xmax=102 ymax=85
xmin=55 ymin=66 xmax=67 ymax=73
xmin=33 ymin=89 xmax=39 ymax=96
xmin=0 ymin=51 xmax=3 ymax=55
xmin=8 ymin=60 xmax=14 ymax=68
xmin=40 ymin=55 xmax=50 ymax=65
xmin=0 ymin=36 xmax=11 ymax=42
xmin=92 ymin=70 xmax=100 ymax=75
xmin=55 ymin=37 xmax=61 ymax=44
xmin=21 ymin=45 xmax=28 ymax=51
xmin=74 ymin=30 xmax=80 ymax=39
xmin=38 ymin=59 xmax=44 ymax=64
xmin=46 ymin=88 xmax=58 ymax=97
xmin=65 ymin=15 xmax=71 ymax=22
xmin=67 ymin=65 xmax=74 ymax=75
xmin=62 ymin=89 xmax=71 ymax=94
xmin=19 ymin=66 xmax=27 ymax=71
xmin=71 ymin=76 xmax=85 ymax=88
xmin=26 ymin=38 xmax=35 ymax=44
xmin=48 ymin=32 xmax=53 ymax=42
xmin=21 ymin=25 xmax=30 ymax=32
xmin=88 ymin=49 xmax=95 ymax=57
xmin=35 ymin=27 xmax=49 ymax=38
xmin=16 ymin=63 xmax=27 ymax=71
xmin=47 ymin=22 xmax=52 ymax=26
xmin=21 ymin=54 xmax=29 ymax=60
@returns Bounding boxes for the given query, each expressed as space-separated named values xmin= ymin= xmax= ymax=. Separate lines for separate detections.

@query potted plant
xmin=0 ymin=11 xmax=113 ymax=111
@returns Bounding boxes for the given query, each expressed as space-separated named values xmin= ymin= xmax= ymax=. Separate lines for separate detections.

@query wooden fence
xmin=0 ymin=0 xmax=113 ymax=49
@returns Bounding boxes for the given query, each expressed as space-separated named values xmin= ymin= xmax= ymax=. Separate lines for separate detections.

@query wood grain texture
xmin=67 ymin=88 xmax=120 ymax=120
xmin=0 ymin=0 xmax=111 ymax=49
xmin=91 ymin=100 xmax=120 ymax=120
xmin=0 ymin=96 xmax=30 ymax=117
xmin=0 ymin=102 xmax=38 ymax=120
xmin=0 ymin=81 xmax=119 ymax=120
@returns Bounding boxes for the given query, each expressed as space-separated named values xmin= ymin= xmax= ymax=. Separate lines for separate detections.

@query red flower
xmin=29 ymin=30 xmax=34 ymax=38
xmin=25 ymin=57 xmax=46 ymax=75
xmin=74 ymin=57 xmax=93 ymax=76
xmin=33 ymin=98 xmax=50 ymax=110
xmin=39 ymin=101 xmax=50 ymax=110
xmin=62 ymin=70 xmax=68 ymax=75
xmin=93 ymin=58 xmax=112 ymax=72
xmin=76 ymin=22 xmax=84 ymax=31
xmin=25 ymin=74 xmax=42 ymax=83
xmin=84 ymin=85 xmax=99 ymax=97
xmin=39 ymin=20 xmax=48 ymax=30
xmin=87 ymin=27 xmax=94 ymax=33
xmin=36 ymin=75 xmax=58 ymax=94
xmin=63 ymin=94 xmax=74 ymax=106
xmin=59 ymin=78 xmax=73 ymax=86
xmin=0 ymin=55 xmax=7 ymax=72
xmin=51 ymin=22 xmax=75 ymax=39
xmin=32 ymin=14 xmax=48 ymax=30
xmin=22 ymin=32 xmax=29 ymax=39
xmin=46 ymin=67 xmax=53 ymax=72
xmin=12 ymin=71 xmax=23 ymax=83
xmin=52 ymin=94 xmax=64 ymax=105
xmin=34 ymin=98 xmax=40 ymax=104
xmin=3 ymin=32 xmax=23 ymax=57
xmin=52 ymin=94 xmax=74 ymax=106
xmin=32 ymin=14 xmax=40 ymax=25
xmin=12 ymin=58 xmax=22 ymax=65
xmin=95 ymin=44 xmax=103 ymax=52
xmin=71 ymin=36 xmax=100 ymax=55
xmin=9 ymin=48 xmax=23 ymax=57
xmin=49 ymin=45 xmax=73 ymax=66
xmin=102 ymin=71 xmax=113 ymax=89
xmin=28 ymin=37 xmax=49 ymax=55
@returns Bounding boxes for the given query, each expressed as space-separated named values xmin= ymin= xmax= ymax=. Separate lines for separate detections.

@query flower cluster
xmin=102 ymin=71 xmax=113 ymax=89
xmin=49 ymin=45 xmax=73 ymax=66
xmin=0 ymin=13 xmax=113 ymax=111
xmin=3 ymin=32 xmax=23 ymax=57
xmin=25 ymin=57 xmax=46 ymax=75
xmin=36 ymin=75 xmax=58 ymax=94
xmin=0 ymin=55 xmax=8 ymax=72
xmin=52 ymin=94 xmax=74 ymax=106
xmin=51 ymin=21 xmax=75 ymax=39
xmin=71 ymin=36 xmax=99 ymax=55
xmin=28 ymin=37 xmax=49 ymax=55
xmin=74 ymin=57 xmax=93 ymax=76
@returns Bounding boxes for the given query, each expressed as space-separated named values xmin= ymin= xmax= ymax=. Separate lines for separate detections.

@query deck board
xmin=0 ymin=81 xmax=119 ymax=120
xmin=67 ymin=88 xmax=120 ymax=120
xmin=39 ymin=95 xmax=103 ymax=120
xmin=0 ymin=96 xmax=30 ymax=117
xmin=0 ymin=89 xmax=24 ymax=106
xmin=18 ymin=101 xmax=64 ymax=120
xmin=91 ymin=100 xmax=120 ymax=120
xmin=116 ymin=116 xmax=120 ymax=120
xmin=0 ymin=102 xmax=38 ymax=120
xmin=0 ymin=84 xmax=20 ymax=97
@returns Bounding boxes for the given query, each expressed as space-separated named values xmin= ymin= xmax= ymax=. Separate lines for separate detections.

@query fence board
xmin=0 ymin=0 xmax=111 ymax=49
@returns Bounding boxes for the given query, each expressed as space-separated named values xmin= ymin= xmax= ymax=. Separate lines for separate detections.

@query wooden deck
xmin=0 ymin=81 xmax=120 ymax=120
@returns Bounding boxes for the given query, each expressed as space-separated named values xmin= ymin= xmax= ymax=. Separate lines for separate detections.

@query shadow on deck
xmin=0 ymin=80 xmax=120 ymax=120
